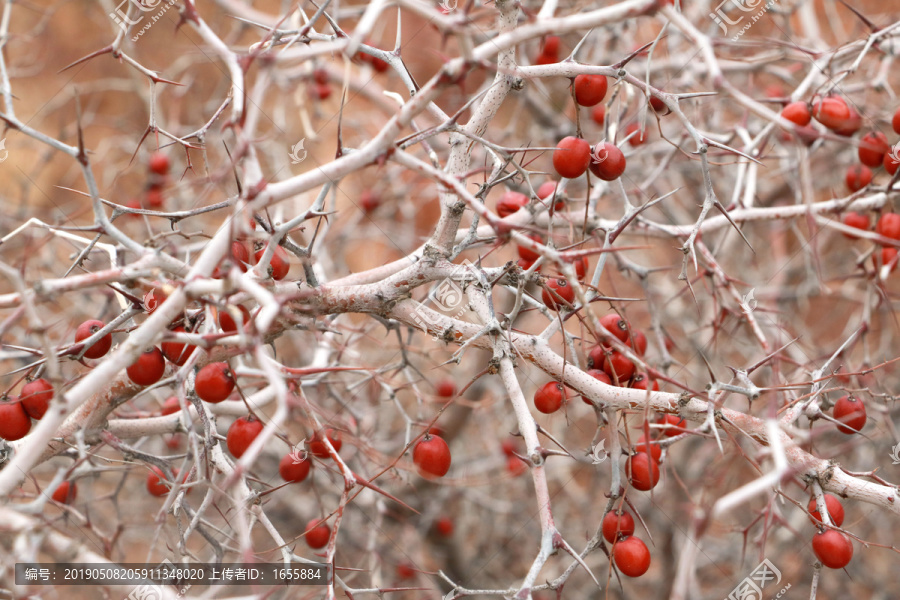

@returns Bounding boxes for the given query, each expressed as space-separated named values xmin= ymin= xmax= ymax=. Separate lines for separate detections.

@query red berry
xmin=517 ymin=234 xmax=544 ymax=262
xmin=835 ymin=106 xmax=862 ymax=137
xmin=535 ymin=51 xmax=558 ymax=66
xmin=565 ymin=254 xmax=589 ymax=279
xmin=573 ymin=74 xmax=608 ymax=107
xmin=613 ymin=536 xmax=651 ymax=577
xmin=628 ymin=330 xmax=648 ymax=356
xmin=313 ymin=68 xmax=329 ymax=84
xmin=586 ymin=345 xmax=606 ymax=370
xmin=413 ymin=434 xmax=452 ymax=477
xmin=626 ymin=123 xmax=646 ymax=147
xmin=149 ymin=151 xmax=170 ymax=175
xmin=591 ymin=104 xmax=606 ymax=126
xmin=882 ymin=247 xmax=898 ymax=272
xmin=634 ymin=434 xmax=662 ymax=462
xmin=435 ymin=516 xmax=454 ymax=537
xmin=602 ymin=350 xmax=635 ymax=382
xmin=144 ymin=187 xmax=164 ymax=209
xmin=313 ymin=83 xmax=331 ymax=100
xmin=811 ymin=97 xmax=852 ymax=131
xmin=496 ymin=191 xmax=529 ymax=218
xmin=436 ymin=379 xmax=456 ymax=397
xmin=231 ymin=241 xmax=250 ymax=271
xmin=506 ymin=454 xmax=528 ymax=476
xmin=553 ymin=137 xmax=591 ymax=179
xmin=832 ymin=395 xmax=866 ymax=434
xmin=75 ymin=319 xmax=112 ymax=359
xmin=807 ymin=494 xmax=845 ymax=526
xmin=360 ymin=190 xmax=380 ymax=213
xmin=20 ymin=378 xmax=53 ymax=420
xmin=500 ymin=437 xmax=518 ymax=457
xmin=649 ymin=95 xmax=666 ymax=113
xmin=781 ymin=101 xmax=811 ymax=126
xmin=279 ymin=452 xmax=312 ymax=483
xmin=146 ymin=466 xmax=176 ymax=497
xmin=602 ymin=510 xmax=635 ymax=543
xmin=370 ymin=55 xmax=389 ymax=72
xmin=812 ymin=529 xmax=853 ymax=569
xmin=194 ymin=362 xmax=235 ymax=403
xmin=161 ymin=326 xmax=197 ymax=366
xmin=841 ymin=212 xmax=870 ymax=239
xmin=581 ymin=369 xmax=612 ymax=404
xmin=396 ymin=563 xmax=416 ymax=580
xmin=626 ymin=452 xmax=660 ymax=491
xmin=893 ymin=107 xmax=900 ymax=135
xmin=876 ymin=213 xmax=900 ymax=240
xmin=160 ymin=396 xmax=180 ymax=416
xmin=305 ymin=519 xmax=331 ymax=549
xmin=589 ymin=142 xmax=627 ymax=181
xmin=537 ymin=181 xmax=557 ymax=200
xmin=541 ymin=277 xmax=575 ymax=311
xmin=534 ymin=381 xmax=567 ymax=414
xmin=52 ymin=480 xmax=77 ymax=504
xmin=126 ymin=346 xmax=166 ymax=386
xmin=858 ymin=131 xmax=890 ymax=167
xmin=885 ymin=150 xmax=900 ymax=175
xmin=600 ymin=313 xmax=630 ymax=342
xmin=218 ymin=305 xmax=251 ymax=334
xmin=517 ymin=257 xmax=539 ymax=271
xmin=255 ymin=246 xmax=290 ymax=280
xmin=542 ymin=36 xmax=560 ymax=56
xmin=0 ymin=398 xmax=31 ymax=440
xmin=845 ymin=164 xmax=873 ymax=192
xmin=309 ymin=428 xmax=343 ymax=459
xmin=658 ymin=414 xmax=687 ymax=437
xmin=631 ymin=373 xmax=659 ymax=392
xmin=227 ymin=415 xmax=264 ymax=458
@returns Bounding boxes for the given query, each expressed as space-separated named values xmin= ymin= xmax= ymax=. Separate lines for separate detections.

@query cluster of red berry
xmin=602 ymin=509 xmax=651 ymax=577
xmin=126 ymin=151 xmax=170 ymax=213
xmin=808 ymin=493 xmax=853 ymax=569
